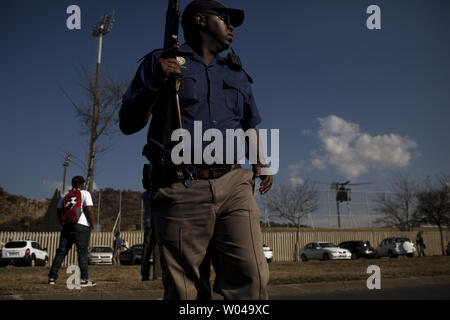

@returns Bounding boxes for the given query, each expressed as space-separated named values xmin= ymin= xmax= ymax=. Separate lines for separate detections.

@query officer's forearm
xmin=119 ymin=89 xmax=159 ymax=135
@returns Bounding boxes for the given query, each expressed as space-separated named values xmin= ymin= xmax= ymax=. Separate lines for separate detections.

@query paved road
xmin=270 ymin=283 xmax=450 ymax=300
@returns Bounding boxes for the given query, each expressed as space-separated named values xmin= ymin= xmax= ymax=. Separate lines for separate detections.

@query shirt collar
xmin=178 ymin=43 xmax=227 ymax=66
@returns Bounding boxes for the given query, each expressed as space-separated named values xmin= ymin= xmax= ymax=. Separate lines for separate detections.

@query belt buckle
xmin=184 ymin=165 xmax=196 ymax=188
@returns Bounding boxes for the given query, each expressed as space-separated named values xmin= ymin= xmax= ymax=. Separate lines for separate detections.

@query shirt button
xmin=212 ymin=120 xmax=217 ymax=127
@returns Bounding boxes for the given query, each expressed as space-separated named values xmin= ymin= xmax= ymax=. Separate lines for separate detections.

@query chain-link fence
xmin=257 ymin=189 xmax=399 ymax=229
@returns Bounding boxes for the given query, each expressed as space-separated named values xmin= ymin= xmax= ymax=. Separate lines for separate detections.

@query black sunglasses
xmin=203 ymin=11 xmax=231 ymax=26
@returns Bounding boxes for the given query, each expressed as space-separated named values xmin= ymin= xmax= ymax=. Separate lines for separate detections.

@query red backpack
xmin=62 ymin=189 xmax=82 ymax=224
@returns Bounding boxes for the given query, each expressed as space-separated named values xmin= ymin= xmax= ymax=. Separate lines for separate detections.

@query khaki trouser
xmin=152 ymin=168 xmax=269 ymax=300
xmin=113 ymin=249 xmax=121 ymax=265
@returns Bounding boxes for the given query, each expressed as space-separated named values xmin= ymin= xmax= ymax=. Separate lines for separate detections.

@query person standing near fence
xmin=416 ymin=232 xmax=426 ymax=257
xmin=113 ymin=232 xmax=122 ymax=265
xmin=48 ymin=176 xmax=96 ymax=287
xmin=122 ymin=238 xmax=129 ymax=251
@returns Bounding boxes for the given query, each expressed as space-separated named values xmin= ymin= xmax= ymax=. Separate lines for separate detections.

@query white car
xmin=88 ymin=246 xmax=113 ymax=265
xmin=263 ymin=244 xmax=273 ymax=263
xmin=375 ymin=237 xmax=415 ymax=258
xmin=0 ymin=240 xmax=48 ymax=267
xmin=300 ymin=242 xmax=351 ymax=261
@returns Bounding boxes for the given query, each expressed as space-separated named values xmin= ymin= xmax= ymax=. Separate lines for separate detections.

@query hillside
xmin=0 ymin=187 xmax=49 ymax=231
xmin=0 ymin=187 xmax=145 ymax=232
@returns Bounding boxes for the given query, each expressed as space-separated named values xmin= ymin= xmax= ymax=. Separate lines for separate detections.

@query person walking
xmin=113 ymin=232 xmax=122 ymax=265
xmin=48 ymin=176 xmax=96 ymax=287
xmin=416 ymin=232 xmax=426 ymax=257
xmin=120 ymin=0 xmax=272 ymax=300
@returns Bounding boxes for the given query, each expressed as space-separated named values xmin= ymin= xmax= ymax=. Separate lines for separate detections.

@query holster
xmin=142 ymin=142 xmax=174 ymax=190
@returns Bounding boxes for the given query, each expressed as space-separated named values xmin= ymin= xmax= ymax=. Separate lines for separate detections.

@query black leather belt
xmin=179 ymin=164 xmax=241 ymax=180
xmin=172 ymin=164 xmax=241 ymax=187
xmin=152 ymin=163 xmax=241 ymax=188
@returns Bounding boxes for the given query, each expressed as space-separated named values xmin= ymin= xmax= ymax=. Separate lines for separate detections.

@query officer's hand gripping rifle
xmin=161 ymin=0 xmax=183 ymax=149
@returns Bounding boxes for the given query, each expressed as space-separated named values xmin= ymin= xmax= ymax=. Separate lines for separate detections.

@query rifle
xmin=161 ymin=0 xmax=183 ymax=149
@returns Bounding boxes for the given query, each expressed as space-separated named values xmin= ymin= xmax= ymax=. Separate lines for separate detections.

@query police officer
xmin=120 ymin=0 xmax=272 ymax=300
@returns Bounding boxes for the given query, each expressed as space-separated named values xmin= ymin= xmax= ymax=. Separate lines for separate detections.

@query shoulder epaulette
xmin=243 ymin=69 xmax=254 ymax=83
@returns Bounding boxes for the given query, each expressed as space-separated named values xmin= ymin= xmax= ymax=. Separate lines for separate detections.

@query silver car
xmin=375 ymin=237 xmax=415 ymax=258
xmin=88 ymin=246 xmax=113 ymax=265
xmin=300 ymin=242 xmax=351 ymax=261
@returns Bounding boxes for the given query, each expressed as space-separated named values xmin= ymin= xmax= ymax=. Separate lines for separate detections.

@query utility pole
xmin=336 ymin=201 xmax=341 ymax=228
xmin=62 ymin=153 xmax=72 ymax=194
xmin=87 ymin=12 xmax=114 ymax=193
xmin=112 ymin=189 xmax=122 ymax=234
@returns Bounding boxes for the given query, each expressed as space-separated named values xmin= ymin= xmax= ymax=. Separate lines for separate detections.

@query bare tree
xmin=416 ymin=174 xmax=450 ymax=256
xmin=373 ymin=174 xmax=418 ymax=231
xmin=266 ymin=180 xmax=319 ymax=261
xmin=61 ymin=69 xmax=128 ymax=193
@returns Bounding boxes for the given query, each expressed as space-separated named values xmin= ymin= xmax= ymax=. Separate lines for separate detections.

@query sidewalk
xmin=2 ymin=275 xmax=450 ymax=300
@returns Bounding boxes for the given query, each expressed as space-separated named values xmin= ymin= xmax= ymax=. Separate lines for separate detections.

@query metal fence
xmin=258 ymin=190 xmax=422 ymax=229
xmin=1 ymin=230 xmax=448 ymax=266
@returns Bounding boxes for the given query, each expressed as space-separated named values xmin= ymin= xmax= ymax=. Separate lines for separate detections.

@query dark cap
xmin=72 ymin=176 xmax=86 ymax=188
xmin=182 ymin=0 xmax=245 ymax=27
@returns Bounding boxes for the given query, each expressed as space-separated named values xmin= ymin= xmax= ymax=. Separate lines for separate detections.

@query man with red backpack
xmin=48 ymin=176 xmax=96 ymax=287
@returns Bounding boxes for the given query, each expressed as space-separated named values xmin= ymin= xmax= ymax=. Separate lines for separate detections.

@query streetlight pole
xmin=87 ymin=13 xmax=114 ymax=193
xmin=62 ymin=154 xmax=72 ymax=194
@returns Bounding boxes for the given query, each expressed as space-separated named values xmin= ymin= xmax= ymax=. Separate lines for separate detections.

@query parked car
xmin=338 ymin=241 xmax=377 ymax=259
xmin=0 ymin=240 xmax=48 ymax=267
xmin=263 ymin=244 xmax=273 ymax=263
xmin=375 ymin=237 xmax=415 ymax=258
xmin=88 ymin=246 xmax=113 ymax=265
xmin=300 ymin=242 xmax=351 ymax=261
xmin=120 ymin=244 xmax=143 ymax=265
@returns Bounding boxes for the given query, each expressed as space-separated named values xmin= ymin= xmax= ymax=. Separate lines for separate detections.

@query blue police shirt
xmin=122 ymin=43 xmax=262 ymax=164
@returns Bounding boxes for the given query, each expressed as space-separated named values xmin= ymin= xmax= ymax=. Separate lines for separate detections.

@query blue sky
xmin=1 ymin=0 xmax=449 ymax=200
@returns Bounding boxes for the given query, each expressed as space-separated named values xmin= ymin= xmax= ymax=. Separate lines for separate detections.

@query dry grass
xmin=261 ymin=227 xmax=445 ymax=232
xmin=0 ymin=265 xmax=164 ymax=295
xmin=1 ymin=256 xmax=449 ymax=296
xmin=268 ymin=256 xmax=450 ymax=285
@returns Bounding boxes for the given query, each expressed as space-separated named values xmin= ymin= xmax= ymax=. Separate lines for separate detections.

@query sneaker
xmin=80 ymin=279 xmax=96 ymax=287
xmin=48 ymin=278 xmax=56 ymax=285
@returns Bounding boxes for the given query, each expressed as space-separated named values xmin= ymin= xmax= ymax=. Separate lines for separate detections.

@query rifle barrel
xmin=164 ymin=0 xmax=180 ymax=49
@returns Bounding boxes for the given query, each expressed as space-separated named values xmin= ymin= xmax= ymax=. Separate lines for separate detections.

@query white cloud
xmin=288 ymin=163 xmax=305 ymax=186
xmin=311 ymin=115 xmax=417 ymax=179
xmin=290 ymin=177 xmax=305 ymax=186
